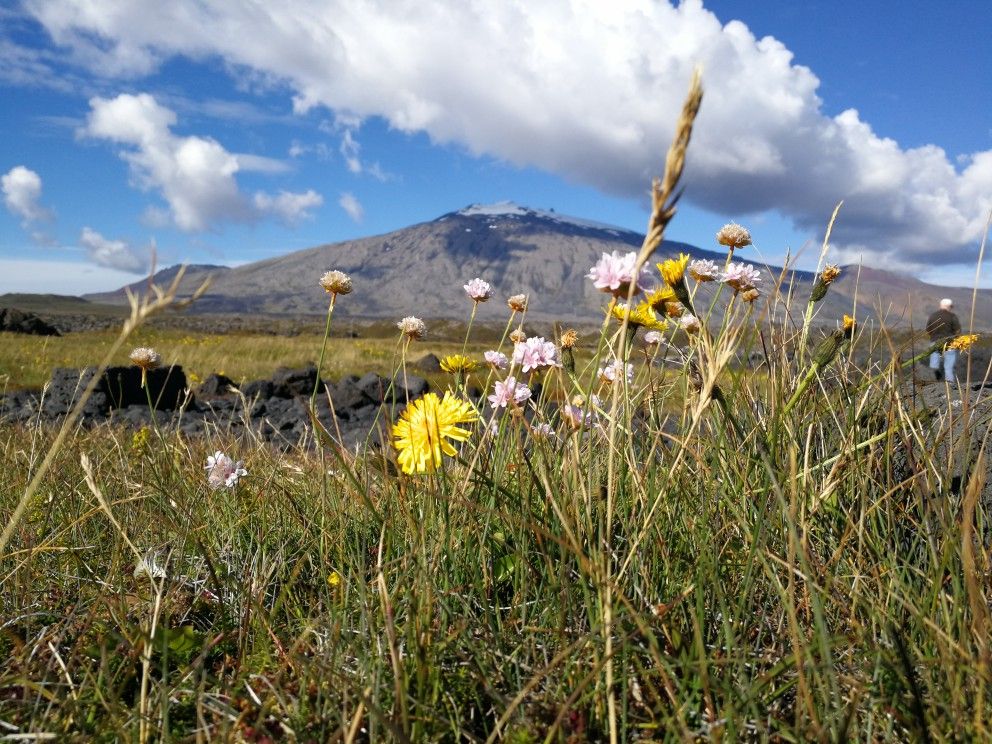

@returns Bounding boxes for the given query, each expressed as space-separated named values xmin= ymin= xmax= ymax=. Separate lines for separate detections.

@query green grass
xmin=1 ymin=281 xmax=990 ymax=741
xmin=2 ymin=80 xmax=990 ymax=739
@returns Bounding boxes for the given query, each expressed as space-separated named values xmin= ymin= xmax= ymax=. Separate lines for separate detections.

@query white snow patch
xmin=455 ymin=201 xmax=637 ymax=234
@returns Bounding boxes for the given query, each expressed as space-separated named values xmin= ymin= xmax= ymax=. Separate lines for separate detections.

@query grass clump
xmin=2 ymin=72 xmax=991 ymax=742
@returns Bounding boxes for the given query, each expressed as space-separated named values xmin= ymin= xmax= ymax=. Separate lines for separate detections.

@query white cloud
xmin=80 ymin=92 xmax=321 ymax=231
xmin=0 ymin=258 xmax=147 ymax=294
xmin=2 ymin=165 xmax=52 ymax=222
xmin=78 ymin=226 xmax=150 ymax=272
xmin=338 ymin=192 xmax=364 ymax=223
xmin=253 ymin=189 xmax=323 ymax=225
xmin=26 ymin=0 xmax=992 ymax=264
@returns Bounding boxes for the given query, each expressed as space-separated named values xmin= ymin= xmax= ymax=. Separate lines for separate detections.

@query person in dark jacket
xmin=926 ymin=298 xmax=961 ymax=381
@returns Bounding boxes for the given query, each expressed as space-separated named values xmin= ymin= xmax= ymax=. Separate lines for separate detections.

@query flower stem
xmin=311 ymin=295 xmax=337 ymax=411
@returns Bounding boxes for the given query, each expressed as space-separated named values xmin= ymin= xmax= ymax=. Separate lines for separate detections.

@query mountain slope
xmin=86 ymin=203 xmax=992 ymax=328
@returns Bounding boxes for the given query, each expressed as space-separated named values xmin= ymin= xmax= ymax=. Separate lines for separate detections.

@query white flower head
xmin=397 ymin=315 xmax=426 ymax=340
xmin=206 ymin=451 xmax=248 ymax=489
xmin=464 ymin=277 xmax=494 ymax=302
xmin=598 ymin=359 xmax=635 ymax=385
xmin=134 ymin=553 xmax=166 ymax=581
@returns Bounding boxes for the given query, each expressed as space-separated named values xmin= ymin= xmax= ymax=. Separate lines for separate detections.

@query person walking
xmin=926 ymin=298 xmax=962 ymax=381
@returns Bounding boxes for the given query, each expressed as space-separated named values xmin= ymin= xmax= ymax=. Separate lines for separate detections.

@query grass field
xmin=2 ymin=79 xmax=990 ymax=742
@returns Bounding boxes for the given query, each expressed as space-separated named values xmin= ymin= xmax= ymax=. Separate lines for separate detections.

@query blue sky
xmin=1 ymin=0 xmax=990 ymax=294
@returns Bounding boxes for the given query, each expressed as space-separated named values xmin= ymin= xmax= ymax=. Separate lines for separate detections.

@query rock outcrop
xmin=0 ymin=308 xmax=60 ymax=336
xmin=0 ymin=365 xmax=430 ymax=450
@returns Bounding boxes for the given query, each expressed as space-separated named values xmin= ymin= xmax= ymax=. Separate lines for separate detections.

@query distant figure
xmin=926 ymin=298 xmax=961 ymax=381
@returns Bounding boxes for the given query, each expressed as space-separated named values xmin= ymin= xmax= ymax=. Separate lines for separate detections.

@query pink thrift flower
xmin=488 ymin=376 xmax=532 ymax=409
xmin=561 ymin=395 xmax=601 ymax=429
xmin=688 ymin=259 xmax=720 ymax=282
xmin=511 ymin=336 xmax=561 ymax=373
xmin=205 ymin=451 xmax=247 ymax=489
xmin=464 ymin=277 xmax=494 ymax=302
xmin=587 ymin=251 xmax=653 ymax=297
xmin=722 ymin=262 xmax=762 ymax=291
xmin=643 ymin=330 xmax=663 ymax=346
xmin=484 ymin=350 xmax=508 ymax=370
xmin=598 ymin=359 xmax=634 ymax=384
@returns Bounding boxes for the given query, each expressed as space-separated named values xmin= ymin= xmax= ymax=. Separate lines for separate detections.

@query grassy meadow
xmin=2 ymin=79 xmax=991 ymax=742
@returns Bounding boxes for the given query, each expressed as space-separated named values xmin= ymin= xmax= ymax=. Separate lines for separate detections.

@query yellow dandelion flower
xmin=439 ymin=354 xmax=478 ymax=374
xmin=393 ymin=392 xmax=479 ymax=474
xmin=327 ymin=571 xmax=342 ymax=588
xmin=645 ymin=286 xmax=677 ymax=310
xmin=842 ymin=314 xmax=857 ymax=335
xmin=657 ymin=253 xmax=690 ymax=288
xmin=610 ymin=302 xmax=667 ymax=331
xmin=947 ymin=333 xmax=979 ymax=352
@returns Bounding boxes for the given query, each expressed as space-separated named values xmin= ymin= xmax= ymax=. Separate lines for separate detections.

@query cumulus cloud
xmin=78 ymin=226 xmax=150 ymax=273
xmin=338 ymin=192 xmax=364 ymax=223
xmin=2 ymin=165 xmax=52 ymax=223
xmin=25 ymin=0 xmax=992 ymax=264
xmin=253 ymin=189 xmax=323 ymax=225
xmin=80 ymin=92 xmax=322 ymax=231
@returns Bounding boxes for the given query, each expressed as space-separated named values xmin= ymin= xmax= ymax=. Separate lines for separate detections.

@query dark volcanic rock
xmin=197 ymin=373 xmax=236 ymax=398
xmin=0 ymin=308 xmax=60 ymax=336
xmin=271 ymin=365 xmax=321 ymax=398
xmin=3 ymin=363 xmax=430 ymax=453
xmin=240 ymin=379 xmax=275 ymax=400
xmin=102 ymin=365 xmax=189 ymax=410
xmin=44 ymin=368 xmax=109 ymax=419
xmin=413 ymin=353 xmax=442 ymax=373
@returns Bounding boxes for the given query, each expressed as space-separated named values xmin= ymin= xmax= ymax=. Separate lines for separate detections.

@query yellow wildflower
xmin=439 ymin=354 xmax=478 ymax=374
xmin=610 ymin=302 xmax=667 ymax=331
xmin=393 ymin=392 xmax=479 ymax=474
xmin=657 ymin=253 xmax=690 ymax=288
xmin=947 ymin=334 xmax=979 ymax=352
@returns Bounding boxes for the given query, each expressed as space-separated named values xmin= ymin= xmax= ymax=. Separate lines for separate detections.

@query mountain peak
xmin=438 ymin=201 xmax=640 ymax=236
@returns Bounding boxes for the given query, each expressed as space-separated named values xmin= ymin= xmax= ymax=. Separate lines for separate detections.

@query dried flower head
xmin=509 ymin=328 xmax=528 ymax=344
xmin=397 ymin=316 xmax=426 ymax=340
xmin=688 ymin=258 xmax=720 ymax=282
xmin=810 ymin=264 xmax=842 ymax=303
xmin=679 ymin=314 xmax=701 ymax=333
xmin=559 ymin=329 xmax=579 ymax=349
xmin=741 ymin=288 xmax=760 ymax=303
xmin=716 ymin=223 xmax=752 ymax=250
xmin=129 ymin=347 xmax=160 ymax=371
xmin=464 ymin=277 xmax=493 ymax=302
xmin=440 ymin=354 xmax=478 ymax=374
xmin=205 ymin=451 xmax=247 ymax=489
xmin=947 ymin=333 xmax=979 ymax=352
xmin=393 ymin=392 xmax=478 ymax=474
xmin=507 ymin=293 xmax=528 ymax=312
xmin=319 ymin=270 xmax=353 ymax=296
